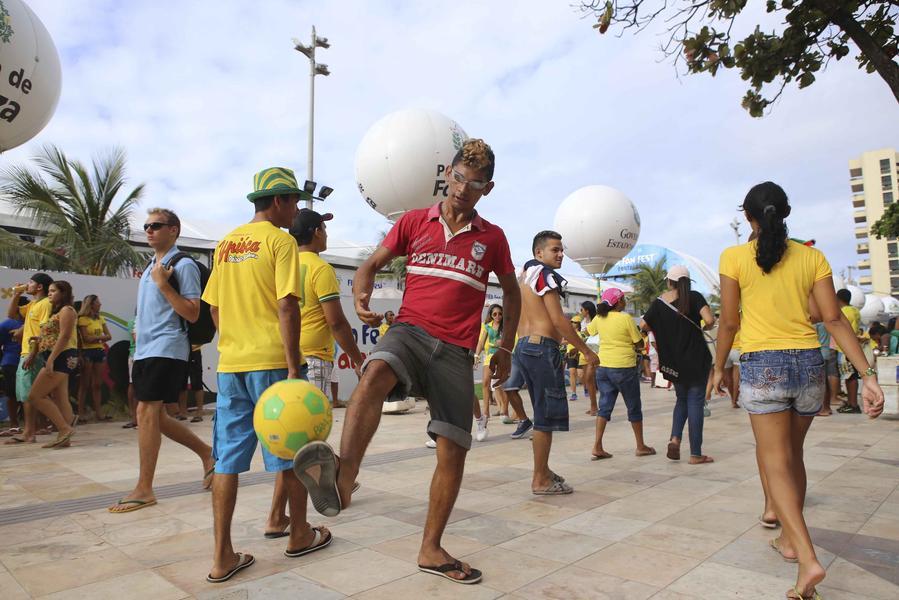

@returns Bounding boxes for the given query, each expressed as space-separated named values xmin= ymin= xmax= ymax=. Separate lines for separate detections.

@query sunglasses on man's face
xmin=143 ymin=222 xmax=170 ymax=231
xmin=451 ymin=168 xmax=489 ymax=191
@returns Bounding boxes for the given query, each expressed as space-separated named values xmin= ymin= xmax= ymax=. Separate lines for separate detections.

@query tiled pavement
xmin=0 ymin=386 xmax=897 ymax=599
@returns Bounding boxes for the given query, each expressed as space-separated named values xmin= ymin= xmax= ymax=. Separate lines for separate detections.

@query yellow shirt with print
xmin=836 ymin=305 xmax=861 ymax=354
xmin=77 ymin=315 xmax=107 ymax=349
xmin=587 ymin=312 xmax=642 ymax=368
xmin=299 ymin=251 xmax=342 ymax=362
xmin=719 ymin=240 xmax=831 ymax=354
xmin=203 ymin=221 xmax=303 ymax=372
xmin=378 ymin=323 xmax=390 ymax=338
xmin=19 ymin=297 xmax=51 ymax=356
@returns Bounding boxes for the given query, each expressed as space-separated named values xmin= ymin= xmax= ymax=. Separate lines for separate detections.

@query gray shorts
xmin=724 ymin=349 xmax=741 ymax=369
xmin=363 ymin=322 xmax=474 ymax=449
xmin=306 ymin=356 xmax=334 ymax=399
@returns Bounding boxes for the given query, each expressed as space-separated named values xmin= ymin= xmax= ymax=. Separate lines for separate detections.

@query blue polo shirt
xmin=135 ymin=245 xmax=202 ymax=362
xmin=0 ymin=318 xmax=22 ymax=367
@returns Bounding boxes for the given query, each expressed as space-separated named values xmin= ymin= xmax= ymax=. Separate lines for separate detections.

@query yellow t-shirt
xmin=203 ymin=221 xmax=303 ymax=372
xmin=20 ymin=297 xmax=51 ymax=356
xmin=587 ymin=312 xmax=642 ymax=368
xmin=299 ymin=251 xmax=342 ymax=362
xmin=719 ymin=240 xmax=831 ymax=353
xmin=378 ymin=323 xmax=390 ymax=338
xmin=836 ymin=305 xmax=861 ymax=354
xmin=77 ymin=315 xmax=107 ymax=349
xmin=732 ymin=329 xmax=741 ymax=351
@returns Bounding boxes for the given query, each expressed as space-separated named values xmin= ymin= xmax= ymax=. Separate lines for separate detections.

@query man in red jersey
xmin=293 ymin=138 xmax=520 ymax=584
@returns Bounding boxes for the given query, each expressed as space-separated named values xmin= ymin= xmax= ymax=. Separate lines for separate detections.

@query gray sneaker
xmin=510 ymin=418 xmax=533 ymax=439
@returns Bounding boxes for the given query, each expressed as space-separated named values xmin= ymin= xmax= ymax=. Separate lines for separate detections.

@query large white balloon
xmin=0 ymin=0 xmax=62 ymax=152
xmin=831 ymin=274 xmax=845 ymax=291
xmin=860 ymin=294 xmax=885 ymax=325
xmin=553 ymin=185 xmax=640 ymax=274
xmin=846 ymin=285 xmax=866 ymax=309
xmin=355 ymin=109 xmax=467 ymax=221
xmin=881 ymin=296 xmax=899 ymax=316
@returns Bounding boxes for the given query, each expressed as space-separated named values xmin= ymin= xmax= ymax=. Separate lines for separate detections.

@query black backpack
xmin=146 ymin=252 xmax=217 ymax=345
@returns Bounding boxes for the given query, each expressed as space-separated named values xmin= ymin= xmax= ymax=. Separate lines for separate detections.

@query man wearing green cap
xmin=202 ymin=167 xmax=330 ymax=584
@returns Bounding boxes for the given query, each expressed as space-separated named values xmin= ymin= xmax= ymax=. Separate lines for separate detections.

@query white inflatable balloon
xmin=553 ymin=185 xmax=640 ymax=274
xmin=831 ymin=274 xmax=844 ymax=291
xmin=355 ymin=109 xmax=467 ymax=221
xmin=881 ymin=296 xmax=899 ymax=316
xmin=860 ymin=294 xmax=885 ymax=325
xmin=0 ymin=0 xmax=62 ymax=152
xmin=846 ymin=285 xmax=865 ymax=309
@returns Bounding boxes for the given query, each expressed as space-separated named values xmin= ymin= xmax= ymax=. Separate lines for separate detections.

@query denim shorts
xmin=820 ymin=348 xmax=838 ymax=378
xmin=739 ymin=349 xmax=824 ymax=416
xmin=502 ymin=349 xmax=525 ymax=392
xmin=514 ymin=336 xmax=568 ymax=432
xmin=596 ymin=366 xmax=643 ymax=422
xmin=214 ymin=369 xmax=295 ymax=474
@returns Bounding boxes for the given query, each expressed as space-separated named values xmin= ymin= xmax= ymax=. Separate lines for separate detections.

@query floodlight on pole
xmin=303 ymin=180 xmax=317 ymax=195
xmin=318 ymin=186 xmax=333 ymax=200
xmin=293 ymin=24 xmax=331 ymax=209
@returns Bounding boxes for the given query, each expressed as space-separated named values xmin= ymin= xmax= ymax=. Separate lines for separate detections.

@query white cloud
xmin=3 ymin=0 xmax=897 ymax=282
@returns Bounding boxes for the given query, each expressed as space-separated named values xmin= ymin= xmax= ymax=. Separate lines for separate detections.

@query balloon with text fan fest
xmin=0 ymin=0 xmax=61 ymax=152
xmin=355 ymin=108 xmax=468 ymax=221
xmin=553 ymin=185 xmax=641 ymax=275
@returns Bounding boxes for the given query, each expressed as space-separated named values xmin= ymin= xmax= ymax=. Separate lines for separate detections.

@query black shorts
xmin=82 ymin=348 xmax=106 ymax=363
xmin=133 ymin=357 xmax=188 ymax=403
xmin=363 ymin=322 xmax=475 ymax=449
xmin=565 ymin=357 xmax=579 ymax=370
xmin=183 ymin=349 xmax=203 ymax=391
xmin=2 ymin=363 xmax=17 ymax=400
xmin=41 ymin=349 xmax=80 ymax=375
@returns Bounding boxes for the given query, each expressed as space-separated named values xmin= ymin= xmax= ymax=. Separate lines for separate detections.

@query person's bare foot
xmin=208 ymin=551 xmax=254 ymax=581
xmin=334 ymin=456 xmax=354 ymax=510
xmin=773 ymin=535 xmax=798 ymax=561
xmin=688 ymin=455 xmax=714 ymax=464
xmin=816 ymin=409 xmax=832 ymax=417
xmin=635 ymin=446 xmax=656 ymax=457
xmin=791 ymin=559 xmax=825 ymax=599
xmin=265 ymin=516 xmax=290 ymax=537
xmin=418 ymin=546 xmax=477 ymax=582
xmin=108 ymin=491 xmax=157 ymax=513
xmin=288 ymin=524 xmax=329 ymax=551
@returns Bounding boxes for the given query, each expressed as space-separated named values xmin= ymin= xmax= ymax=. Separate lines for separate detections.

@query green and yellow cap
xmin=247 ymin=167 xmax=304 ymax=201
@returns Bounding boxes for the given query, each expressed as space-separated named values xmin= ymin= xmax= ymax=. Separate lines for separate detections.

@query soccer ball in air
xmin=254 ymin=380 xmax=332 ymax=460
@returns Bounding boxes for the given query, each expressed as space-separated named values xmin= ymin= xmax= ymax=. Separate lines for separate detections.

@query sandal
xmin=769 ymin=537 xmax=798 ymax=563
xmin=0 ymin=427 xmax=22 ymax=437
xmin=190 ymin=416 xmax=203 ymax=423
xmin=532 ymin=480 xmax=574 ymax=495
xmin=635 ymin=446 xmax=656 ymax=457
xmin=206 ymin=552 xmax=255 ymax=584
xmin=292 ymin=441 xmax=342 ymax=517
xmin=419 ymin=560 xmax=482 ymax=584
xmin=666 ymin=442 xmax=680 ymax=461
xmin=786 ymin=585 xmax=821 ymax=599
xmin=284 ymin=526 xmax=332 ymax=557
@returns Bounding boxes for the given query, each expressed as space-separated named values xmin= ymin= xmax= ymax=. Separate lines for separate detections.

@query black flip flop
xmin=418 ymin=561 xmax=482 ymax=584
xmin=206 ymin=552 xmax=255 ymax=583
xmin=292 ymin=441 xmax=342 ymax=517
xmin=284 ymin=526 xmax=332 ymax=557
xmin=264 ymin=527 xmax=290 ymax=539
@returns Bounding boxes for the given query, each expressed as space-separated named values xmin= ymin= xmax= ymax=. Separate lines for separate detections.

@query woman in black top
xmin=641 ymin=265 xmax=716 ymax=464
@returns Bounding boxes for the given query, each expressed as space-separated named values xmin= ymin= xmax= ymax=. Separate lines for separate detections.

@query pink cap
xmin=600 ymin=288 xmax=625 ymax=306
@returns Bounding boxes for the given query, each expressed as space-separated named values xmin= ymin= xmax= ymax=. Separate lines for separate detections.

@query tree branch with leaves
xmin=582 ymin=0 xmax=899 ymax=116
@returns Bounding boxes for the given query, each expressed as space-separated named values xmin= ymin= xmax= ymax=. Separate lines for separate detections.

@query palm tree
xmin=0 ymin=145 xmax=144 ymax=276
xmin=360 ymin=230 xmax=406 ymax=289
xmin=630 ymin=258 xmax=668 ymax=314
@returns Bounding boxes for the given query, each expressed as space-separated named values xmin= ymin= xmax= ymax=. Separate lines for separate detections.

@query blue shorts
xmin=739 ymin=349 xmax=824 ymax=416
xmin=502 ymin=349 xmax=525 ymax=392
xmin=514 ymin=336 xmax=568 ymax=432
xmin=213 ymin=368 xmax=306 ymax=474
xmin=82 ymin=348 xmax=106 ymax=363
xmin=596 ymin=365 xmax=643 ymax=422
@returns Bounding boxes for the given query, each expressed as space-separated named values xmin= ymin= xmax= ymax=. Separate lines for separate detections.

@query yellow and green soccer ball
xmin=253 ymin=379 xmax=332 ymax=460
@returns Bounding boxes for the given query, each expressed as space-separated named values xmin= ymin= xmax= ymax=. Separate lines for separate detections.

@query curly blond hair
xmin=452 ymin=138 xmax=495 ymax=180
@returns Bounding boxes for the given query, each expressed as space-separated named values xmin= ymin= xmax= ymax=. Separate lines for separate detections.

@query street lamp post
xmin=730 ymin=217 xmax=741 ymax=244
xmin=293 ymin=25 xmax=330 ymax=209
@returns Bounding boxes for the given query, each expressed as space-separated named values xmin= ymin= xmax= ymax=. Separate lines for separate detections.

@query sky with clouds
xmin=3 ymin=0 xmax=898 ymax=282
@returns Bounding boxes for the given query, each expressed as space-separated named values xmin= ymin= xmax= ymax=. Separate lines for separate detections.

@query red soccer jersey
xmin=382 ymin=202 xmax=515 ymax=349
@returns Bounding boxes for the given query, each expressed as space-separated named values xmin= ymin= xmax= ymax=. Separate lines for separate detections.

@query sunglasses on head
xmin=143 ymin=222 xmax=170 ymax=231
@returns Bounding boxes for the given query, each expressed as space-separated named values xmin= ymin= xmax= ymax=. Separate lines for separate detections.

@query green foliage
xmin=360 ymin=230 xmax=407 ymax=286
xmin=871 ymin=202 xmax=899 ymax=239
xmin=0 ymin=145 xmax=145 ymax=275
xmin=630 ymin=258 xmax=669 ymax=314
xmin=582 ymin=1 xmax=899 ymax=117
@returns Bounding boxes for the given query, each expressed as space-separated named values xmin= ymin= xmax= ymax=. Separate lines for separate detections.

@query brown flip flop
xmin=666 ymin=442 xmax=680 ymax=460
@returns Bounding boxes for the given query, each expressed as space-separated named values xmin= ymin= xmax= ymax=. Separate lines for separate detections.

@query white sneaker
xmin=425 ymin=438 xmax=437 ymax=448
xmin=475 ymin=415 xmax=489 ymax=442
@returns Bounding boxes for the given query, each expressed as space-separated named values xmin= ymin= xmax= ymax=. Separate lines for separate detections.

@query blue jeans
xmin=739 ymin=349 xmax=824 ymax=416
xmin=596 ymin=366 xmax=642 ymax=422
xmin=514 ymin=336 xmax=568 ymax=432
xmin=671 ymin=381 xmax=705 ymax=457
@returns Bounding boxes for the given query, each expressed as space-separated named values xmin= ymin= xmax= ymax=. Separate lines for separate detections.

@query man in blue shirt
xmin=109 ymin=208 xmax=215 ymax=513
xmin=0 ymin=308 xmax=24 ymax=435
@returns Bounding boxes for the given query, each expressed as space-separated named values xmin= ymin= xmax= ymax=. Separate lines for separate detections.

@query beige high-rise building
xmin=850 ymin=148 xmax=898 ymax=297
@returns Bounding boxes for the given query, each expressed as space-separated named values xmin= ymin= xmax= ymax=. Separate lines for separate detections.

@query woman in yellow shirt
xmin=589 ymin=288 xmax=654 ymax=460
xmin=715 ymin=182 xmax=884 ymax=600
xmin=27 ymin=281 xmax=78 ymax=449
xmin=474 ymin=304 xmax=505 ymax=436
xmin=77 ymin=294 xmax=112 ymax=422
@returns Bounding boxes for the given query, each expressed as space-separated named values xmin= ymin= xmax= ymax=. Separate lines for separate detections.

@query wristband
xmin=863 ymin=367 xmax=876 ymax=377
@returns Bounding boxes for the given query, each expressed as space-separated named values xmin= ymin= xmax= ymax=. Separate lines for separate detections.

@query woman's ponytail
xmin=742 ymin=182 xmax=790 ymax=273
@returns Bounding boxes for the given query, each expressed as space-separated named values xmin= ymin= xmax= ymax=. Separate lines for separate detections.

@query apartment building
xmin=850 ymin=148 xmax=898 ymax=296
